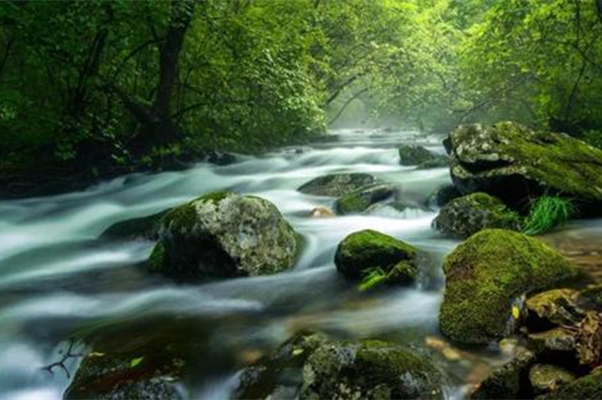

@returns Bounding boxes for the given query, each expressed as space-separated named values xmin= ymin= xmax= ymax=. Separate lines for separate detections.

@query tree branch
xmin=329 ymin=88 xmax=368 ymax=125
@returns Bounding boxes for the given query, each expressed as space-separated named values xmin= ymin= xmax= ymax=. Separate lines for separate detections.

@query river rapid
xmin=2 ymin=129 xmax=590 ymax=400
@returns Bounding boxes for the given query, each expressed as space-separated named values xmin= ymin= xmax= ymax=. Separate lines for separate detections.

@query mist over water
xmin=0 ymin=129 xmax=473 ymax=399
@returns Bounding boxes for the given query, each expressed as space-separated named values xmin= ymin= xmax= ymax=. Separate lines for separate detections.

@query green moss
xmin=541 ymin=370 xmax=602 ymax=399
xmin=523 ymin=195 xmax=575 ymax=235
xmin=453 ymin=122 xmax=602 ymax=205
xmin=335 ymin=190 xmax=371 ymax=214
xmin=433 ymin=192 xmax=522 ymax=238
xmin=440 ymin=229 xmax=578 ymax=344
xmin=148 ymin=242 xmax=166 ymax=272
xmin=199 ymin=191 xmax=231 ymax=204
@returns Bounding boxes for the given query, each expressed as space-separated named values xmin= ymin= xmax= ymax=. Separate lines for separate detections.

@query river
xmin=2 ymin=129 xmax=594 ymax=399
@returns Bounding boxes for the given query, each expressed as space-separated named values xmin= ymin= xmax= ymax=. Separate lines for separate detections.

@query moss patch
xmin=335 ymin=229 xmax=417 ymax=287
xmin=440 ymin=229 xmax=578 ymax=344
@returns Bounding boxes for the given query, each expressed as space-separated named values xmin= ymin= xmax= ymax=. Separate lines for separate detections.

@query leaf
xmin=130 ymin=357 xmax=144 ymax=368
xmin=512 ymin=305 xmax=520 ymax=320
xmin=89 ymin=352 xmax=105 ymax=358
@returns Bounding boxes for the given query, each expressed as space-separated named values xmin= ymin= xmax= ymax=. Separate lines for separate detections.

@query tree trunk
xmin=596 ymin=0 xmax=602 ymax=25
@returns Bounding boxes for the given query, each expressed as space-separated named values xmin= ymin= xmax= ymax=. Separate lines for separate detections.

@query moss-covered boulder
xmin=100 ymin=210 xmax=168 ymax=241
xmin=541 ymin=369 xmax=602 ymax=399
xmin=440 ymin=229 xmax=578 ymax=344
xmin=298 ymin=173 xmax=377 ymax=197
xmin=301 ymin=340 xmax=445 ymax=400
xmin=334 ymin=229 xmax=418 ymax=286
xmin=234 ymin=334 xmax=444 ymax=400
xmin=399 ymin=145 xmax=448 ymax=168
xmin=471 ymin=346 xmax=536 ymax=399
xmin=433 ymin=193 xmax=522 ymax=238
xmin=446 ymin=122 xmax=602 ymax=212
xmin=149 ymin=192 xmax=300 ymax=282
xmin=334 ymin=184 xmax=396 ymax=215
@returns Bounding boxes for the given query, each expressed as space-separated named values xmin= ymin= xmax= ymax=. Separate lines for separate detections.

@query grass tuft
xmin=358 ymin=267 xmax=388 ymax=292
xmin=522 ymin=195 xmax=575 ymax=235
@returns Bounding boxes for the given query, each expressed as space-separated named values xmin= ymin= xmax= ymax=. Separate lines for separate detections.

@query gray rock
xmin=529 ymin=364 xmax=576 ymax=395
xmin=149 ymin=192 xmax=300 ymax=281
xmin=432 ymin=192 xmax=522 ymax=238
xmin=334 ymin=184 xmax=396 ymax=215
xmin=298 ymin=173 xmax=378 ymax=197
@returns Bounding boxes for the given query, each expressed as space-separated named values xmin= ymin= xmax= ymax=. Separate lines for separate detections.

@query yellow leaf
xmin=512 ymin=306 xmax=520 ymax=320
xmin=89 ymin=352 xmax=105 ymax=358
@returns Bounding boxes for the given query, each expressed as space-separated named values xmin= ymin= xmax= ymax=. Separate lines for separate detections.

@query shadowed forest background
xmin=1 ymin=0 xmax=602 ymax=194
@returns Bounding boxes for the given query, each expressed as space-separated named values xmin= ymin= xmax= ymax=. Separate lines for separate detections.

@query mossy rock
xmin=233 ymin=332 xmax=329 ymax=400
xmin=64 ymin=351 xmax=185 ymax=400
xmin=334 ymin=229 xmax=418 ymax=285
xmin=297 ymin=173 xmax=378 ymax=197
xmin=149 ymin=192 xmax=300 ymax=282
xmin=433 ymin=192 xmax=522 ymax=238
xmin=301 ymin=340 xmax=445 ymax=400
xmin=440 ymin=229 xmax=578 ymax=344
xmin=529 ymin=364 xmax=576 ymax=396
xmin=334 ymin=184 xmax=396 ymax=215
xmin=471 ymin=347 xmax=536 ymax=399
xmin=540 ymin=369 xmax=602 ymax=399
xmin=234 ymin=334 xmax=444 ymax=400
xmin=525 ymin=288 xmax=584 ymax=330
xmin=447 ymin=122 xmax=602 ymax=213
xmin=526 ymin=327 xmax=576 ymax=355
xmin=399 ymin=145 xmax=447 ymax=167
xmin=100 ymin=210 xmax=168 ymax=241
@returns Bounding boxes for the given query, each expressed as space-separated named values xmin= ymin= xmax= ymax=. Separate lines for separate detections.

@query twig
xmin=41 ymin=340 xmax=85 ymax=379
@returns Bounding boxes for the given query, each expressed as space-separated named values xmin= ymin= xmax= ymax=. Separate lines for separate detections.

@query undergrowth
xmin=522 ymin=195 xmax=575 ymax=235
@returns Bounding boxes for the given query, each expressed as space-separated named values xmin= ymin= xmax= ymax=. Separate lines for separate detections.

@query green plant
xmin=523 ymin=196 xmax=576 ymax=235
xmin=358 ymin=267 xmax=388 ymax=292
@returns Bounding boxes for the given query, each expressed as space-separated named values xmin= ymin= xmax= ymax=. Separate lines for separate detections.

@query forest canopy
xmin=1 ymin=0 xmax=601 ymax=179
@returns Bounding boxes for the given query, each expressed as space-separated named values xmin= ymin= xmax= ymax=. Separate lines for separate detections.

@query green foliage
xmin=523 ymin=196 xmax=576 ymax=236
xmin=358 ymin=267 xmax=388 ymax=292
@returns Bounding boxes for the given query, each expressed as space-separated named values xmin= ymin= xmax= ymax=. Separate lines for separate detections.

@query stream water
xmin=2 ymin=129 xmax=598 ymax=400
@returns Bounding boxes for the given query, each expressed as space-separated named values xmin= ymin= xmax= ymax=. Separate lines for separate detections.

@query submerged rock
xmin=529 ymin=364 xmax=576 ymax=395
xmin=100 ymin=210 xmax=168 ymax=241
xmin=471 ymin=346 xmax=536 ymax=399
xmin=149 ymin=192 xmax=300 ymax=281
xmin=297 ymin=173 xmax=377 ymax=197
xmin=439 ymin=229 xmax=578 ymax=344
xmin=334 ymin=229 xmax=418 ymax=285
xmin=399 ymin=145 xmax=447 ymax=168
xmin=334 ymin=184 xmax=396 ymax=215
xmin=64 ymin=351 xmax=185 ymax=400
xmin=446 ymin=122 xmax=602 ymax=212
xmin=235 ymin=335 xmax=445 ymax=400
xmin=432 ymin=193 xmax=522 ymax=238
xmin=428 ymin=184 xmax=462 ymax=208
xmin=309 ymin=206 xmax=335 ymax=218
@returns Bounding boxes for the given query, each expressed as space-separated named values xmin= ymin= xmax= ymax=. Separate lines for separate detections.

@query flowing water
xmin=2 ymin=129 xmax=594 ymax=399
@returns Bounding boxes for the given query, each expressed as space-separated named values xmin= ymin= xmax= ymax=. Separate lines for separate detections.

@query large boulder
xmin=334 ymin=229 xmax=418 ymax=286
xmin=298 ymin=173 xmax=377 ymax=197
xmin=149 ymin=192 xmax=300 ymax=281
xmin=432 ymin=193 xmax=522 ymax=238
xmin=446 ymin=122 xmax=602 ymax=212
xmin=334 ymin=184 xmax=396 ymax=215
xmin=234 ymin=334 xmax=445 ymax=400
xmin=399 ymin=145 xmax=448 ymax=168
xmin=440 ymin=229 xmax=578 ymax=344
